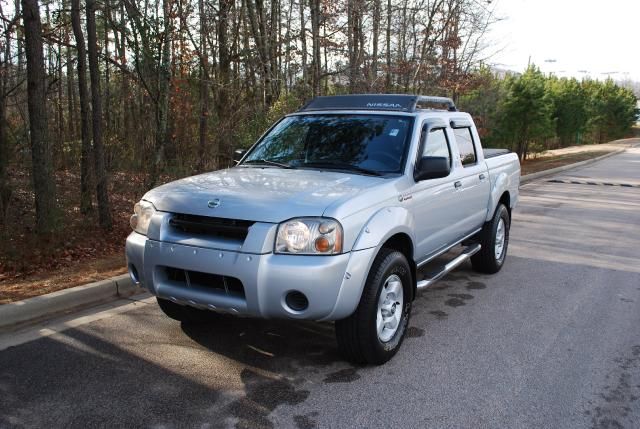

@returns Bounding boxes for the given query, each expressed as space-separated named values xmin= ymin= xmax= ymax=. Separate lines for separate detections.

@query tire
xmin=335 ymin=248 xmax=412 ymax=365
xmin=471 ymin=203 xmax=510 ymax=274
xmin=156 ymin=297 xmax=213 ymax=324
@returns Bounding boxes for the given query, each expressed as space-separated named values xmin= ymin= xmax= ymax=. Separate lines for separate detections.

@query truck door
xmin=410 ymin=124 xmax=461 ymax=259
xmin=449 ymin=122 xmax=491 ymax=235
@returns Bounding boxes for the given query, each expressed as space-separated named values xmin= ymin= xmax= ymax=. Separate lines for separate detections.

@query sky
xmin=487 ymin=0 xmax=640 ymax=82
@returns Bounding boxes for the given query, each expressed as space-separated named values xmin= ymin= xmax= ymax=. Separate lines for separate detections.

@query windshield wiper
xmin=300 ymin=161 xmax=383 ymax=176
xmin=243 ymin=159 xmax=296 ymax=169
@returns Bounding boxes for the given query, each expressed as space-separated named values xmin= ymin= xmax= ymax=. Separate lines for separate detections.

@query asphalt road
xmin=2 ymin=147 xmax=640 ymax=429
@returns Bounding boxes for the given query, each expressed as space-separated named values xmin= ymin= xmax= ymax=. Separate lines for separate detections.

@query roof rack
xmin=298 ymin=94 xmax=457 ymax=113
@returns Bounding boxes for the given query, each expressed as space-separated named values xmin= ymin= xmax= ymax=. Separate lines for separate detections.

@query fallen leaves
xmin=0 ymin=168 xmax=148 ymax=302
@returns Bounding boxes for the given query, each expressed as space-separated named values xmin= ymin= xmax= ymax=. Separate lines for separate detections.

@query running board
xmin=416 ymin=244 xmax=481 ymax=289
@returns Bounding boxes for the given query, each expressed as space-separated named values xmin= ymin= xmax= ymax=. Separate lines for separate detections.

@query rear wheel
xmin=471 ymin=203 xmax=510 ymax=274
xmin=335 ymin=248 xmax=412 ymax=365
xmin=156 ymin=298 xmax=213 ymax=324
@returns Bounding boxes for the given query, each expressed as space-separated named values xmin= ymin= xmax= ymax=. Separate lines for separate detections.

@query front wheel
xmin=471 ymin=203 xmax=510 ymax=274
xmin=335 ymin=248 xmax=412 ymax=365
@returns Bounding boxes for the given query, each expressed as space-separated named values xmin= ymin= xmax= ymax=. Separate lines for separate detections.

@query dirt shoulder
xmin=0 ymin=255 xmax=126 ymax=304
xmin=1 ymin=138 xmax=639 ymax=304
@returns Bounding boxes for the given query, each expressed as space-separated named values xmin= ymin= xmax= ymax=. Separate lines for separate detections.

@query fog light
xmin=285 ymin=291 xmax=308 ymax=312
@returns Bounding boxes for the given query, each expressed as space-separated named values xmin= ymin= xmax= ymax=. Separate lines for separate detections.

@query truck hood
xmin=143 ymin=167 xmax=383 ymax=223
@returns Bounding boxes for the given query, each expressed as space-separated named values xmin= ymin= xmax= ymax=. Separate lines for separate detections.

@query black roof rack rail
xmin=415 ymin=96 xmax=457 ymax=112
xmin=298 ymin=94 xmax=457 ymax=113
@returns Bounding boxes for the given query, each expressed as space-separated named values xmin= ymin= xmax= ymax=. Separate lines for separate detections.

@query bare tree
xmin=0 ymin=10 xmax=20 ymax=223
xmin=299 ymin=0 xmax=308 ymax=96
xmin=87 ymin=0 xmax=112 ymax=228
xmin=246 ymin=0 xmax=275 ymax=105
xmin=370 ymin=0 xmax=381 ymax=88
xmin=309 ymin=0 xmax=321 ymax=96
xmin=71 ymin=0 xmax=93 ymax=214
xmin=216 ymin=0 xmax=233 ymax=162
xmin=22 ymin=0 xmax=58 ymax=233
xmin=3 ymin=0 xmax=510 ymax=240
xmin=196 ymin=0 xmax=209 ymax=172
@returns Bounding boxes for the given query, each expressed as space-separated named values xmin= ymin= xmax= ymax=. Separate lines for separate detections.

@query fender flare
xmin=486 ymin=171 xmax=509 ymax=221
xmin=323 ymin=206 xmax=417 ymax=320
xmin=352 ymin=206 xmax=417 ymax=253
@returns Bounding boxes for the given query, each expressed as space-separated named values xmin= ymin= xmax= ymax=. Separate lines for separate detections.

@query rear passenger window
xmin=422 ymin=128 xmax=450 ymax=166
xmin=453 ymin=127 xmax=477 ymax=166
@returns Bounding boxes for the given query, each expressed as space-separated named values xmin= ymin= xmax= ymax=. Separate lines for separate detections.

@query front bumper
xmin=125 ymin=232 xmax=376 ymax=321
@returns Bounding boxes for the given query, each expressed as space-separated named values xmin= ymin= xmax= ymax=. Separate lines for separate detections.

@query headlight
xmin=276 ymin=218 xmax=343 ymax=255
xmin=130 ymin=200 xmax=156 ymax=235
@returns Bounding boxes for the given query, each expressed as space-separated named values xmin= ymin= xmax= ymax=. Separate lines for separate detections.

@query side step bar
xmin=416 ymin=244 xmax=481 ymax=289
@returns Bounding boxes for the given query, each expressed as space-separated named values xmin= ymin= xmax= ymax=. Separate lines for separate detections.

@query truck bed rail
xmin=483 ymin=148 xmax=511 ymax=159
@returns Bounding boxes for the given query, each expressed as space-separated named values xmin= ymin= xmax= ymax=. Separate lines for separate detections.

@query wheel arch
xmin=486 ymin=171 xmax=513 ymax=222
xmin=498 ymin=191 xmax=511 ymax=219
xmin=380 ymin=233 xmax=417 ymax=301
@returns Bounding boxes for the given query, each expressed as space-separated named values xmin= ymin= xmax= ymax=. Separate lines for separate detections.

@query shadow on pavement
xmin=181 ymin=316 xmax=340 ymax=374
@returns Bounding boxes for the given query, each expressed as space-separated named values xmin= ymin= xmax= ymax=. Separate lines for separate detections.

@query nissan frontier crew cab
xmin=126 ymin=94 xmax=520 ymax=364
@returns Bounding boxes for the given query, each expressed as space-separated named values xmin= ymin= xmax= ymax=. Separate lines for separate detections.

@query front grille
xmin=164 ymin=266 xmax=245 ymax=298
xmin=169 ymin=214 xmax=254 ymax=241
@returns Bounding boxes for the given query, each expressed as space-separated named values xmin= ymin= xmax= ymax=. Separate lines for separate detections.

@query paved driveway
xmin=1 ymin=148 xmax=639 ymax=428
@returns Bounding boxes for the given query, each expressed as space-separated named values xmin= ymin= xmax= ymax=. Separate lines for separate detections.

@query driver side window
xmin=421 ymin=127 xmax=451 ymax=166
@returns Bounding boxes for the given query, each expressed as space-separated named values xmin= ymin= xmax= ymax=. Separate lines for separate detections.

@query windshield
xmin=241 ymin=114 xmax=414 ymax=175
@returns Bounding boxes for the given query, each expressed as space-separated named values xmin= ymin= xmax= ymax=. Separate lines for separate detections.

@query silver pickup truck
xmin=126 ymin=94 xmax=520 ymax=364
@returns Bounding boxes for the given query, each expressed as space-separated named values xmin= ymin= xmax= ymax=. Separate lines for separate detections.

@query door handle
xmin=454 ymin=181 xmax=462 ymax=189
xmin=479 ymin=173 xmax=486 ymax=180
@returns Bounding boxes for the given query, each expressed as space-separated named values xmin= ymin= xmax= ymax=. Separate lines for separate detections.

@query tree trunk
xmin=347 ymin=0 xmax=364 ymax=93
xmin=65 ymin=29 xmax=77 ymax=142
xmin=0 ymin=93 xmax=9 ymax=223
xmin=0 ymin=20 xmax=14 ymax=223
xmin=72 ymin=0 xmax=93 ymax=214
xmin=371 ymin=0 xmax=380 ymax=88
xmin=104 ymin=1 xmax=111 ymax=137
xmin=269 ymin=0 xmax=280 ymax=99
xmin=216 ymin=0 xmax=232 ymax=164
xmin=246 ymin=0 xmax=273 ymax=106
xmin=309 ymin=0 xmax=321 ymax=96
xmin=22 ymin=0 xmax=58 ymax=233
xmin=385 ymin=0 xmax=391 ymax=90
xmin=57 ymin=41 xmax=64 ymax=155
xmin=119 ymin=0 xmax=131 ymax=162
xmin=16 ymin=0 xmax=24 ymax=74
xmin=87 ymin=0 xmax=112 ymax=229
xmin=299 ymin=0 xmax=307 ymax=97
xmin=347 ymin=0 xmax=354 ymax=91
xmin=197 ymin=0 xmax=209 ymax=172
xmin=0 ymin=83 xmax=9 ymax=223
xmin=148 ymin=0 xmax=172 ymax=186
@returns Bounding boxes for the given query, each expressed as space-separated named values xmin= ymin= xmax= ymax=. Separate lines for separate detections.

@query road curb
xmin=0 ymin=274 xmax=144 ymax=331
xmin=520 ymin=149 xmax=625 ymax=184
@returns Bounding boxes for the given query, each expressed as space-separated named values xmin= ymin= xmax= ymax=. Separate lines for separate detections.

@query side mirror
xmin=414 ymin=156 xmax=450 ymax=181
xmin=233 ymin=148 xmax=247 ymax=164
